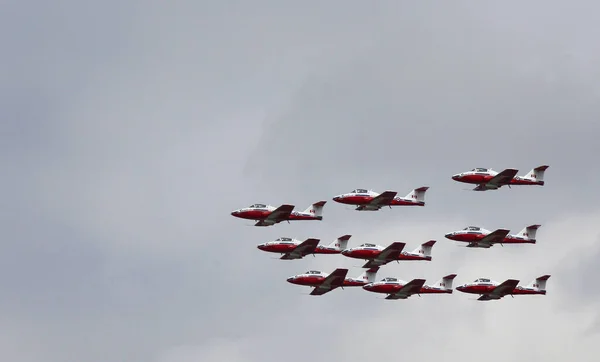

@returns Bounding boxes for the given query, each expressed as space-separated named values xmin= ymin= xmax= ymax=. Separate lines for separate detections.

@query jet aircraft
xmin=230 ymin=201 xmax=326 ymax=226
xmin=256 ymin=235 xmax=352 ymax=260
xmin=451 ymin=165 xmax=549 ymax=191
xmin=363 ymin=274 xmax=457 ymax=300
xmin=445 ymin=225 xmax=540 ymax=248
xmin=341 ymin=240 xmax=436 ymax=268
xmin=455 ymin=275 xmax=551 ymax=301
xmin=286 ymin=268 xmax=379 ymax=295
xmin=332 ymin=187 xmax=429 ymax=211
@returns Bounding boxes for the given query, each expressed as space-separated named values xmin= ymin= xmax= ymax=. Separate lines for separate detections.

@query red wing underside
xmin=255 ymin=204 xmax=295 ymax=226
xmin=479 ymin=279 xmax=520 ymax=300
xmin=487 ymin=169 xmax=519 ymax=187
xmin=362 ymin=242 xmax=406 ymax=268
xmin=385 ymin=279 xmax=427 ymax=300
xmin=310 ymin=268 xmax=349 ymax=295
xmin=475 ymin=228 xmax=511 ymax=247
xmin=280 ymin=238 xmax=320 ymax=260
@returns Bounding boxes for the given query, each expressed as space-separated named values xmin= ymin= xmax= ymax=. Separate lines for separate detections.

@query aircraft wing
xmin=362 ymin=242 xmax=406 ymax=268
xmin=480 ymin=279 xmax=520 ymax=300
xmin=369 ymin=191 xmax=398 ymax=206
xmin=310 ymin=268 xmax=349 ymax=296
xmin=266 ymin=204 xmax=294 ymax=221
xmin=280 ymin=238 xmax=320 ymax=260
xmin=385 ymin=279 xmax=427 ymax=300
xmin=486 ymin=168 xmax=519 ymax=187
xmin=477 ymin=228 xmax=510 ymax=247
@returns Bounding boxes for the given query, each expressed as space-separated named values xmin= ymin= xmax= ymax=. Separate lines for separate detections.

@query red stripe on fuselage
xmin=288 ymin=214 xmax=320 ymax=221
xmin=259 ymin=244 xmax=297 ymax=253
xmin=509 ymin=179 xmax=543 ymax=186
xmin=334 ymin=196 xmax=374 ymax=205
xmin=343 ymin=249 xmax=381 ymax=259
xmin=397 ymin=253 xmax=431 ymax=261
xmin=390 ymin=199 xmax=423 ymax=206
xmin=458 ymin=285 xmax=497 ymax=294
xmin=365 ymin=284 xmax=450 ymax=294
xmin=455 ymin=175 xmax=494 ymax=184
xmin=233 ymin=210 xmax=271 ymax=220
xmin=364 ymin=284 xmax=402 ymax=293
xmin=289 ymin=276 xmax=325 ymax=286
xmin=511 ymin=288 xmax=545 ymax=295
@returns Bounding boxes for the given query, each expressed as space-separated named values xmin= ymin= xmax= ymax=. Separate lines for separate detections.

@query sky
xmin=2 ymin=1 xmax=600 ymax=361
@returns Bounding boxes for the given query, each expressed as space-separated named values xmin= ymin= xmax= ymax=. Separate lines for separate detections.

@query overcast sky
xmin=3 ymin=1 xmax=600 ymax=361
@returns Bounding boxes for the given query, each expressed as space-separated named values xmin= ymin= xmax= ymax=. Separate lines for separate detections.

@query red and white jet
xmin=286 ymin=268 xmax=380 ymax=295
xmin=257 ymin=235 xmax=352 ymax=260
xmin=230 ymin=201 xmax=326 ymax=226
xmin=456 ymin=275 xmax=551 ymax=301
xmin=341 ymin=240 xmax=436 ymax=268
xmin=332 ymin=187 xmax=428 ymax=211
xmin=451 ymin=165 xmax=549 ymax=191
xmin=444 ymin=224 xmax=541 ymax=248
xmin=363 ymin=274 xmax=457 ymax=300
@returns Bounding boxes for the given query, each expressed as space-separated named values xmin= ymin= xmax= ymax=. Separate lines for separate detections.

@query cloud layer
xmin=2 ymin=1 xmax=600 ymax=361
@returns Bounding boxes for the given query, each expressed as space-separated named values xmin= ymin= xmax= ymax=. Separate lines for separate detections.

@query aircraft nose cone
xmin=451 ymin=174 xmax=460 ymax=180
xmin=231 ymin=210 xmax=237 ymax=216
xmin=341 ymin=249 xmax=350 ymax=255
xmin=363 ymin=283 xmax=373 ymax=291
xmin=257 ymin=244 xmax=264 ymax=250
xmin=444 ymin=233 xmax=453 ymax=239
xmin=332 ymin=196 xmax=341 ymax=202
xmin=286 ymin=277 xmax=294 ymax=283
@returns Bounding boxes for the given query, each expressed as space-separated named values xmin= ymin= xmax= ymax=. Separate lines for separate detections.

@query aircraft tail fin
xmin=412 ymin=240 xmax=436 ymax=258
xmin=432 ymin=274 xmax=457 ymax=291
xmin=327 ymin=235 xmax=351 ymax=251
xmin=404 ymin=186 xmax=429 ymax=204
xmin=523 ymin=165 xmax=549 ymax=184
xmin=303 ymin=201 xmax=326 ymax=219
xmin=515 ymin=224 xmax=541 ymax=241
xmin=527 ymin=275 xmax=551 ymax=292
xmin=356 ymin=267 xmax=380 ymax=283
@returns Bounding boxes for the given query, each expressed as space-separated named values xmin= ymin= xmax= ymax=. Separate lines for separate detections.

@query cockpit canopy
xmin=474 ymin=278 xmax=491 ymax=283
xmin=305 ymin=270 xmax=323 ymax=275
xmin=470 ymin=168 xmax=489 ymax=172
xmin=351 ymin=189 xmax=368 ymax=193
xmin=462 ymin=226 xmax=481 ymax=231
xmin=359 ymin=243 xmax=377 ymax=248
xmin=382 ymin=277 xmax=398 ymax=282
xmin=275 ymin=237 xmax=293 ymax=242
xmin=249 ymin=203 xmax=266 ymax=208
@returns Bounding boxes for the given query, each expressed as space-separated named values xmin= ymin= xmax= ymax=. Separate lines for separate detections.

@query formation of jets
xmin=452 ymin=165 xmax=548 ymax=191
xmin=231 ymin=165 xmax=551 ymax=301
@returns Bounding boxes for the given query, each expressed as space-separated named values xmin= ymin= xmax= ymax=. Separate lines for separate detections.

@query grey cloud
xmin=3 ymin=1 xmax=600 ymax=362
